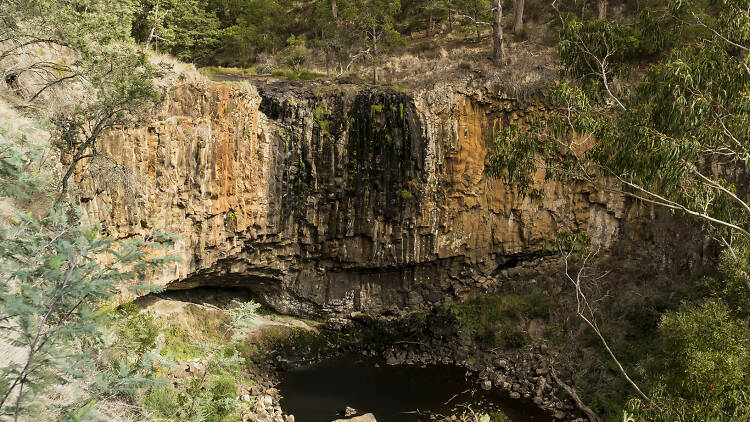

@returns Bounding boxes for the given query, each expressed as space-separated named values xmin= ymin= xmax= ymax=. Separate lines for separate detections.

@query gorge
xmin=3 ymin=1 xmax=748 ymax=421
xmin=63 ymin=77 xmax=710 ymax=421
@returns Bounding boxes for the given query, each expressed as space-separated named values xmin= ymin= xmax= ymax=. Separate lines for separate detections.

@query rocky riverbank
xmin=137 ymin=287 xmax=578 ymax=422
xmin=321 ymin=314 xmax=583 ymax=422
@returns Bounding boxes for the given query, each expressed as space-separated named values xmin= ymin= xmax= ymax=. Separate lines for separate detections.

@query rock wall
xmin=79 ymin=80 xmax=693 ymax=316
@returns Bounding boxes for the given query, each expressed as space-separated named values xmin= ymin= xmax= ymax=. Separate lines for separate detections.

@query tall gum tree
xmin=492 ymin=0 xmax=504 ymax=64
xmin=513 ymin=0 xmax=524 ymax=34
xmin=344 ymin=0 xmax=403 ymax=83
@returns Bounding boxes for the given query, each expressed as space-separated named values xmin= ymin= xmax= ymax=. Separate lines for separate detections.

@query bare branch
xmin=562 ymin=249 xmax=661 ymax=412
xmin=691 ymin=11 xmax=749 ymax=52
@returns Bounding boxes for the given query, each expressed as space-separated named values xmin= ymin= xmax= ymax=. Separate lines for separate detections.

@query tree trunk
xmin=597 ymin=0 xmax=607 ymax=19
xmin=325 ymin=47 xmax=330 ymax=76
xmin=372 ymin=30 xmax=379 ymax=84
xmin=493 ymin=0 xmax=505 ymax=65
xmin=513 ymin=0 xmax=524 ymax=34
xmin=332 ymin=0 xmax=337 ymax=19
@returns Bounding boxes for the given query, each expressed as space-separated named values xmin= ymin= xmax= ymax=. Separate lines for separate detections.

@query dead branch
xmin=562 ymin=249 xmax=662 ymax=412
xmin=550 ymin=367 xmax=600 ymax=422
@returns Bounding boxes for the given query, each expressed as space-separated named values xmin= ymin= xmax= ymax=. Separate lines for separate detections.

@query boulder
xmin=332 ymin=413 xmax=377 ymax=422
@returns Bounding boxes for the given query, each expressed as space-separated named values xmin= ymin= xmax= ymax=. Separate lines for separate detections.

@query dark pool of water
xmin=278 ymin=354 xmax=553 ymax=422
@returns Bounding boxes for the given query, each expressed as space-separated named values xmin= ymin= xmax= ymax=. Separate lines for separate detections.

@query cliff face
xmin=80 ymin=80 xmax=675 ymax=316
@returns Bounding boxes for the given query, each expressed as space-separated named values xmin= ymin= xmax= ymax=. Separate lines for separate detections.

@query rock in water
xmin=332 ymin=413 xmax=377 ymax=422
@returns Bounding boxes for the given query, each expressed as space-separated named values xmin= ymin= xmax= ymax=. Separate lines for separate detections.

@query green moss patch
xmin=449 ymin=291 xmax=554 ymax=348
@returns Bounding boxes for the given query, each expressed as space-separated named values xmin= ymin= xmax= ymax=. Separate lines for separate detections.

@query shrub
xmin=626 ymin=299 xmax=750 ymax=422
xmin=528 ymin=291 xmax=553 ymax=319
xmin=143 ymin=384 xmax=179 ymax=417
xmin=115 ymin=302 xmax=161 ymax=355
xmin=208 ymin=374 xmax=239 ymax=419
xmin=279 ymin=35 xmax=307 ymax=70
xmin=659 ymin=299 xmax=749 ymax=398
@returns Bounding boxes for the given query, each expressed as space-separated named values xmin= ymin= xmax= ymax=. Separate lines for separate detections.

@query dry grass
xmin=373 ymin=23 xmax=560 ymax=99
xmin=245 ymin=18 xmax=561 ymax=99
xmin=0 ymin=43 xmax=207 ymax=120
xmin=149 ymin=51 xmax=208 ymax=88
xmin=0 ymin=92 xmax=56 ymax=223
xmin=0 ymin=40 xmax=80 ymax=107
xmin=0 ymin=92 xmax=49 ymax=146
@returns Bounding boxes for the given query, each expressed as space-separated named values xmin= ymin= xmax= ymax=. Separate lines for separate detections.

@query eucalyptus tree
xmin=132 ymin=0 xmax=223 ymax=63
xmin=343 ymin=0 xmax=403 ymax=83
xmin=492 ymin=0 xmax=504 ymax=64
xmin=403 ymin=0 xmax=451 ymax=35
xmin=451 ymin=0 xmax=504 ymax=64
xmin=220 ymin=0 xmax=289 ymax=62
xmin=312 ymin=0 xmax=347 ymax=75
xmin=452 ymin=0 xmax=492 ymax=42
xmin=513 ymin=0 xmax=524 ymax=34
xmin=490 ymin=0 xmax=750 ymax=255
xmin=489 ymin=0 xmax=750 ymax=417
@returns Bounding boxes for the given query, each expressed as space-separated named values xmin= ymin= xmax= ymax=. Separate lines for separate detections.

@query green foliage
xmin=452 ymin=0 xmax=492 ymax=39
xmin=143 ymin=384 xmax=180 ymax=417
xmin=1 ymin=0 xmax=138 ymax=57
xmin=224 ymin=300 xmax=262 ymax=337
xmin=199 ymin=66 xmax=257 ymax=78
xmin=271 ymin=68 xmax=327 ymax=81
xmin=487 ymin=123 xmax=548 ymax=199
xmin=313 ymin=102 xmax=333 ymax=141
xmin=217 ymin=0 xmax=291 ymax=66
xmin=0 ymin=2 xmax=181 ymax=418
xmin=527 ymin=291 xmax=554 ymax=318
xmin=450 ymin=292 xmax=553 ymax=347
xmin=457 ymin=405 xmax=505 ymax=422
xmin=2 ymin=1 xmax=164 ymax=204
xmin=52 ymin=42 xmax=162 ymax=151
xmin=558 ymin=16 xmax=652 ymax=83
xmin=400 ymin=0 xmax=451 ymax=33
xmin=625 ymin=299 xmax=750 ymax=422
xmin=0 ymin=130 xmax=51 ymax=200
xmin=161 ymin=325 xmax=206 ymax=360
xmin=278 ymin=35 xmax=308 ymax=70
xmin=134 ymin=300 xmax=259 ymax=421
xmin=142 ymin=372 xmax=244 ymax=422
xmin=699 ymin=236 xmax=750 ymax=318
xmin=343 ymin=0 xmax=405 ymax=64
xmin=0 ymin=134 xmax=175 ymax=418
xmin=238 ymin=325 xmax=330 ymax=363
xmin=1 ymin=0 xmax=160 ymax=105
xmin=660 ymin=300 xmax=748 ymax=397
xmin=490 ymin=0 xmax=750 ymax=239
xmin=133 ymin=0 xmax=223 ymax=63
xmin=115 ymin=303 xmax=161 ymax=355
